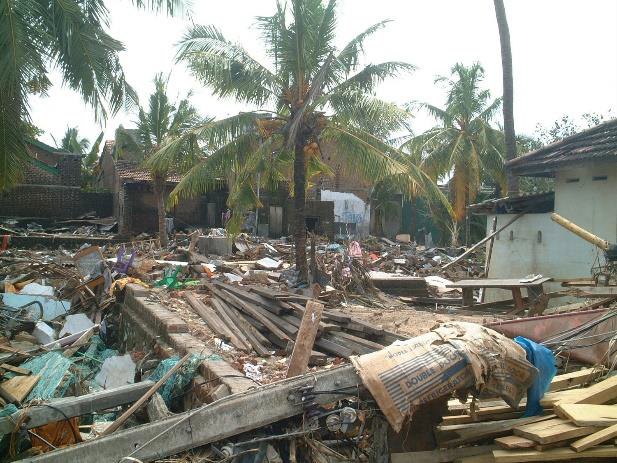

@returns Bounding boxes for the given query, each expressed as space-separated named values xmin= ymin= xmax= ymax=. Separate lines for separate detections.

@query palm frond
xmin=130 ymin=0 xmax=191 ymax=16
xmin=178 ymin=24 xmax=281 ymax=106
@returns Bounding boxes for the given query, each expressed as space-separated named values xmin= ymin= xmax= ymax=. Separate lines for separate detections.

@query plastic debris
xmin=95 ymin=354 xmax=136 ymax=389
xmin=59 ymin=314 xmax=95 ymax=338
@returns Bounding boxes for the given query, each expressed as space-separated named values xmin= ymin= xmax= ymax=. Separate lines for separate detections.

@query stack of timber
xmin=184 ymin=281 xmax=405 ymax=361
xmin=392 ymin=367 xmax=617 ymax=462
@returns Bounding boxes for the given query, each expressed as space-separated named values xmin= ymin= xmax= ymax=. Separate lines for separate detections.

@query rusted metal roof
xmin=469 ymin=191 xmax=554 ymax=215
xmin=116 ymin=160 xmax=182 ymax=183
xmin=508 ymin=118 xmax=617 ymax=177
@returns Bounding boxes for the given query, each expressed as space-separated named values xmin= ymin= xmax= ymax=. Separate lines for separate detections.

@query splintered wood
xmin=392 ymin=371 xmax=617 ymax=462
xmin=184 ymin=282 xmax=405 ymax=360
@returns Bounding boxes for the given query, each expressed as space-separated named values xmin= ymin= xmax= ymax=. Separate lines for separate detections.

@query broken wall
xmin=320 ymin=189 xmax=370 ymax=238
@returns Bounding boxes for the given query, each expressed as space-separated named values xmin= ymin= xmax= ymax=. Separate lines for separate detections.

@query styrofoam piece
xmin=19 ymin=283 xmax=55 ymax=296
xmin=32 ymin=321 xmax=56 ymax=345
xmin=59 ymin=314 xmax=95 ymax=338
xmin=95 ymin=354 xmax=136 ymax=389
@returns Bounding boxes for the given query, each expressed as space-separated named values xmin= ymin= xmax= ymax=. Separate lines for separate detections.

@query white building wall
xmin=320 ymin=189 xmax=371 ymax=237
xmin=485 ymin=161 xmax=617 ymax=303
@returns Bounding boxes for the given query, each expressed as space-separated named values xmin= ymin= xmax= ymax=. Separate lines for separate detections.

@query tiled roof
xmin=115 ymin=160 xmax=182 ymax=183
xmin=508 ymin=119 xmax=617 ymax=176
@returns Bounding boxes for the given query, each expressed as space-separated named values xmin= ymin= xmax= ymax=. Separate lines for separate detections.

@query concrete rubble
xmin=0 ymin=220 xmax=616 ymax=462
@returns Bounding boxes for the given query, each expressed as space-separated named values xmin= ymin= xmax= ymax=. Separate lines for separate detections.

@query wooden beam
xmin=555 ymin=403 xmax=617 ymax=427
xmin=493 ymin=445 xmax=617 ymax=462
xmin=443 ymin=213 xmax=525 ymax=269
xmin=287 ymin=301 xmax=323 ymax=378
xmin=549 ymin=367 xmax=606 ymax=392
xmin=24 ymin=365 xmax=361 ymax=463
xmin=513 ymin=418 xmax=600 ymax=444
xmin=571 ymin=422 xmax=617 ymax=452
xmin=0 ymin=381 xmax=155 ymax=435
xmin=185 ymin=292 xmax=233 ymax=342
xmin=570 ymin=375 xmax=617 ymax=405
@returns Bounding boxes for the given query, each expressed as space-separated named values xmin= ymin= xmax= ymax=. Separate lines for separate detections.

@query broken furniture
xmin=447 ymin=277 xmax=552 ymax=315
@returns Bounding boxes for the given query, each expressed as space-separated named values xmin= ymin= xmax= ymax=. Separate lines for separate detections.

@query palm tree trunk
xmin=153 ymin=176 xmax=168 ymax=247
xmin=293 ymin=142 xmax=308 ymax=283
xmin=493 ymin=0 xmax=519 ymax=196
xmin=411 ymin=195 xmax=417 ymax=241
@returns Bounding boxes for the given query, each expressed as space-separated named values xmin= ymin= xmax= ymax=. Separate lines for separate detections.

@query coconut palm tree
xmin=58 ymin=127 xmax=90 ymax=155
xmin=118 ymin=73 xmax=202 ymax=246
xmin=0 ymin=0 xmax=188 ymax=192
xmin=493 ymin=0 xmax=518 ymax=196
xmin=148 ymin=0 xmax=449 ymax=281
xmin=404 ymin=63 xmax=505 ymax=243
xmin=54 ymin=127 xmax=104 ymax=189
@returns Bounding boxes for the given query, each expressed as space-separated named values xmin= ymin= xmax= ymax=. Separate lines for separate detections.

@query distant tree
xmin=54 ymin=127 xmax=104 ymax=190
xmin=0 ymin=0 xmax=188 ymax=192
xmin=58 ymin=127 xmax=90 ymax=155
xmin=118 ymin=74 xmax=202 ymax=246
xmin=404 ymin=63 xmax=505 ymax=244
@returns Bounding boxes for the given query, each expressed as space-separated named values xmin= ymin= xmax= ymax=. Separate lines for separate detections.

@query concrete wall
xmin=320 ymin=189 xmax=371 ymax=237
xmin=485 ymin=161 xmax=617 ymax=302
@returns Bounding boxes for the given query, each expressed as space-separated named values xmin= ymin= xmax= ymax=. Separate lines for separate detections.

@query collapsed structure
xmin=1 ymin=121 xmax=617 ymax=462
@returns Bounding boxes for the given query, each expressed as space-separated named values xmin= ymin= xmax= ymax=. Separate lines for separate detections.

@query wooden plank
xmin=494 ymin=435 xmax=536 ymax=450
xmin=514 ymin=417 xmax=600 ymax=444
xmin=213 ymin=282 xmax=288 ymax=315
xmin=209 ymin=297 xmax=251 ymax=351
xmin=540 ymin=389 xmax=586 ymax=407
xmin=442 ymin=412 xmax=524 ymax=425
xmin=333 ymin=331 xmax=386 ymax=351
xmin=0 ymin=375 xmax=40 ymax=403
xmin=217 ymin=287 xmax=291 ymax=342
xmin=185 ymin=293 xmax=234 ymax=341
xmin=570 ymin=375 xmax=617 ymax=405
xmin=0 ymin=381 xmax=155 ymax=435
xmin=439 ymin=416 xmax=554 ymax=447
xmin=549 ymin=367 xmax=606 ymax=392
xmin=391 ymin=445 xmax=497 ymax=463
xmin=555 ymin=403 xmax=617 ymax=427
xmin=287 ymin=301 xmax=324 ymax=378
xmin=217 ymin=299 xmax=272 ymax=357
xmin=314 ymin=337 xmax=355 ymax=358
xmin=23 ymin=364 xmax=362 ymax=463
xmin=102 ymin=354 xmax=191 ymax=436
xmin=63 ymin=326 xmax=95 ymax=358
xmin=252 ymin=305 xmax=299 ymax=336
xmin=571 ymin=422 xmax=617 ymax=452
xmin=0 ymin=364 xmax=30 ymax=375
xmin=493 ymin=445 xmax=617 ymax=462
xmin=323 ymin=333 xmax=374 ymax=355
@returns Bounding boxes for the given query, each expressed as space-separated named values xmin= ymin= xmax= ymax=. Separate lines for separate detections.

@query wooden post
xmin=443 ymin=212 xmax=525 ymax=270
xmin=286 ymin=301 xmax=324 ymax=378
xmin=479 ymin=216 xmax=498 ymax=303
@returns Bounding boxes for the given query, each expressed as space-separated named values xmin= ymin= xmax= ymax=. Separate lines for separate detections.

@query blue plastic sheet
xmin=514 ymin=336 xmax=557 ymax=416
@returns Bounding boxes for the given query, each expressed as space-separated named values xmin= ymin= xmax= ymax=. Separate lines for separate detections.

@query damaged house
xmin=98 ymin=135 xmax=228 ymax=236
xmin=0 ymin=140 xmax=111 ymax=220
xmin=472 ymin=119 xmax=617 ymax=303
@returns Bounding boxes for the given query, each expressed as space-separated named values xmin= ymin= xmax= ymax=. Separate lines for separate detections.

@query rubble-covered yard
xmin=1 ymin=219 xmax=617 ymax=462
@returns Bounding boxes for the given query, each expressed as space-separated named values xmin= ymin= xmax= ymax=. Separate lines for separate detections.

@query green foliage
xmin=403 ymin=63 xmax=506 ymax=225
xmin=155 ymin=0 xmax=449 ymax=232
xmin=0 ymin=0 xmax=188 ymax=192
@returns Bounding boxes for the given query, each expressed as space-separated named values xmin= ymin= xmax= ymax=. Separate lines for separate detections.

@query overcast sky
xmin=30 ymin=0 xmax=617 ymax=148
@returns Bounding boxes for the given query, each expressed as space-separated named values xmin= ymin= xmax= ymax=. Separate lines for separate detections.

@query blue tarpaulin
xmin=514 ymin=336 xmax=557 ymax=416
